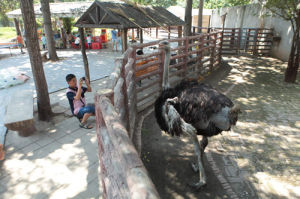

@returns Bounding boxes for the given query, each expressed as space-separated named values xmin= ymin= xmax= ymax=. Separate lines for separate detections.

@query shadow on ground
xmin=142 ymin=54 xmax=300 ymax=199
xmin=0 ymin=107 xmax=101 ymax=198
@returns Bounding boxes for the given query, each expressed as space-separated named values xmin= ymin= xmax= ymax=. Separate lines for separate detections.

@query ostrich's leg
xmin=166 ymin=104 xmax=207 ymax=189
xmin=191 ymin=136 xmax=208 ymax=172
xmin=188 ymin=133 xmax=207 ymax=189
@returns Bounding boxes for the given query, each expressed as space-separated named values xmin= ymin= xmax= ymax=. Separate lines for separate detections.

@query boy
xmin=41 ymin=33 xmax=47 ymax=50
xmin=87 ymin=34 xmax=92 ymax=49
xmin=75 ymin=36 xmax=80 ymax=48
xmin=66 ymin=74 xmax=94 ymax=129
xmin=16 ymin=33 xmax=24 ymax=54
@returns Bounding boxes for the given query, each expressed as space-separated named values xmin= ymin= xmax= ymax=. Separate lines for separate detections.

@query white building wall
xmin=210 ymin=3 xmax=293 ymax=61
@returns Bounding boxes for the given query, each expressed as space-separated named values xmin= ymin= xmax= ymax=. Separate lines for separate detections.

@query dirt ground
xmin=141 ymin=54 xmax=300 ymax=199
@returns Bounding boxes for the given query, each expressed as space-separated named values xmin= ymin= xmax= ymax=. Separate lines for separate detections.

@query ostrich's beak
xmin=230 ymin=104 xmax=241 ymax=114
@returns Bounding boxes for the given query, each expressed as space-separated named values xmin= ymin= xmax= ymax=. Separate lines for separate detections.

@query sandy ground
xmin=141 ymin=54 xmax=300 ymax=199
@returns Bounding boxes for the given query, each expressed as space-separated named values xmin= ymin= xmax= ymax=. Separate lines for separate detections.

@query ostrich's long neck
xmin=162 ymin=42 xmax=171 ymax=90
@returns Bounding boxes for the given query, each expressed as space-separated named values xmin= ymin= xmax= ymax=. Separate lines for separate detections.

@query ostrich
xmin=154 ymin=41 xmax=240 ymax=189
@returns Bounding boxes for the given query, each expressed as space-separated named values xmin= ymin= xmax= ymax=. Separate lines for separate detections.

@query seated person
xmin=66 ymin=74 xmax=94 ymax=129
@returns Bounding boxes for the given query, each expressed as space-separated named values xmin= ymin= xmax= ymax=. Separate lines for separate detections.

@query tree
xmin=0 ymin=0 xmax=19 ymax=26
xmin=40 ymin=0 xmax=59 ymax=61
xmin=197 ymin=0 xmax=204 ymax=33
xmin=62 ymin=17 xmax=74 ymax=34
xmin=258 ymin=0 xmax=300 ymax=83
xmin=131 ymin=0 xmax=176 ymax=7
xmin=204 ymin=0 xmax=251 ymax=9
xmin=20 ymin=0 xmax=52 ymax=121
xmin=184 ymin=0 xmax=193 ymax=37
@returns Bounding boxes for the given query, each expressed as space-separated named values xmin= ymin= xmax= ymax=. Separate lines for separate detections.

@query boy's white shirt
xmin=75 ymin=37 xmax=80 ymax=44
xmin=87 ymin=36 xmax=92 ymax=43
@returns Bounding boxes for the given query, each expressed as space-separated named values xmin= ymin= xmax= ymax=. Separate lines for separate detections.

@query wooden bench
xmin=0 ymin=126 xmax=7 ymax=160
xmin=4 ymin=87 xmax=35 ymax=137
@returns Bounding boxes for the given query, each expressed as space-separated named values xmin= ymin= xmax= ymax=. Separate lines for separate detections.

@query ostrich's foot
xmin=190 ymin=162 xmax=199 ymax=172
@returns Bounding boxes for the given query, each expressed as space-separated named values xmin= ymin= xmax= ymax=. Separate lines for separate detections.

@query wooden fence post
xmin=218 ymin=32 xmax=223 ymax=66
xmin=121 ymin=57 xmax=130 ymax=132
xmin=253 ymin=29 xmax=258 ymax=55
xmin=198 ymin=35 xmax=204 ymax=73
xmin=184 ymin=36 xmax=189 ymax=76
xmin=237 ymin=28 xmax=241 ymax=54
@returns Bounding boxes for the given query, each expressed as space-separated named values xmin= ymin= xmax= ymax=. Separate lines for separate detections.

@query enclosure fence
xmin=95 ymin=31 xmax=223 ymax=198
xmin=193 ymin=26 xmax=274 ymax=55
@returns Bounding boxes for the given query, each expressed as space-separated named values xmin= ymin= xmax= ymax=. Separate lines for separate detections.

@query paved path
xmin=0 ymin=77 xmax=108 ymax=199
xmin=0 ymin=49 xmax=121 ymax=93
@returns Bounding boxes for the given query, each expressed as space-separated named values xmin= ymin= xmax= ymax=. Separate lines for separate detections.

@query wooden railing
xmin=193 ymin=26 xmax=274 ymax=56
xmin=244 ymin=28 xmax=273 ymax=55
xmin=193 ymin=27 xmax=240 ymax=55
xmin=95 ymin=31 xmax=223 ymax=199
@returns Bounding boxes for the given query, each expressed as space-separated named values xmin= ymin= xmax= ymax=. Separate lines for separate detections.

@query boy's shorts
xmin=76 ymin=105 xmax=95 ymax=119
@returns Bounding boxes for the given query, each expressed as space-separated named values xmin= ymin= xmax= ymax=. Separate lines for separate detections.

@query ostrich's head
xmin=229 ymin=104 xmax=241 ymax=125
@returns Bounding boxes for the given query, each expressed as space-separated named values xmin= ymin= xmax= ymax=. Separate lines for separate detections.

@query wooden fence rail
xmin=193 ymin=26 xmax=274 ymax=56
xmin=95 ymin=31 xmax=223 ymax=198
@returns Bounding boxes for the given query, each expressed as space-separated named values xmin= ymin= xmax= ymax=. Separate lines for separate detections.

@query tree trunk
xmin=122 ymin=28 xmax=128 ymax=53
xmin=61 ymin=28 xmax=67 ymax=49
xmin=40 ymin=0 xmax=59 ymax=61
xmin=13 ymin=18 xmax=21 ymax=37
xmin=284 ymin=24 xmax=300 ymax=83
xmin=139 ymin=28 xmax=143 ymax=44
xmin=79 ymin=28 xmax=90 ymax=82
xmin=20 ymin=0 xmax=52 ymax=121
xmin=197 ymin=0 xmax=204 ymax=33
xmin=184 ymin=0 xmax=193 ymax=37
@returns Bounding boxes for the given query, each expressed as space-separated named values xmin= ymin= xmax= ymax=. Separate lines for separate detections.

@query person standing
xmin=111 ymin=29 xmax=117 ymax=51
xmin=74 ymin=35 xmax=80 ymax=48
xmin=87 ymin=34 xmax=92 ymax=49
xmin=41 ymin=33 xmax=47 ymax=50
xmin=16 ymin=33 xmax=24 ymax=54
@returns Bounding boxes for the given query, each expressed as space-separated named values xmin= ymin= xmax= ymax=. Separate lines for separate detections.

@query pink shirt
xmin=66 ymin=88 xmax=86 ymax=115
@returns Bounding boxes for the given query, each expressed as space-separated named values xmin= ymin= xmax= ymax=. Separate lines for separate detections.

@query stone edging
xmin=205 ymin=152 xmax=240 ymax=199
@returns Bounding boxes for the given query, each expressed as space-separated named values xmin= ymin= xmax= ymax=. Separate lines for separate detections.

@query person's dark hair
xmin=66 ymin=74 xmax=76 ymax=82
xmin=137 ymin=49 xmax=144 ymax=55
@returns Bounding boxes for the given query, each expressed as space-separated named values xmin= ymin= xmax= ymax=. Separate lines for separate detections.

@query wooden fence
xmin=193 ymin=27 xmax=274 ymax=55
xmin=244 ymin=28 xmax=273 ymax=56
xmin=95 ymin=31 xmax=223 ymax=199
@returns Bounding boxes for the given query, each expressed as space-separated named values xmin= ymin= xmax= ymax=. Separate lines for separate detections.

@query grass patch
xmin=0 ymin=27 xmax=17 ymax=41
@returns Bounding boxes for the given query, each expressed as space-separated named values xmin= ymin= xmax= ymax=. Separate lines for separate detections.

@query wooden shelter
xmin=74 ymin=0 xmax=185 ymax=52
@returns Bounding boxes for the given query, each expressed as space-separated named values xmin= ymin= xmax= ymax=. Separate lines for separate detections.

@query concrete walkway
xmin=0 ymin=49 xmax=121 ymax=93
xmin=0 ymin=77 xmax=109 ymax=199
xmin=142 ymin=54 xmax=300 ymax=199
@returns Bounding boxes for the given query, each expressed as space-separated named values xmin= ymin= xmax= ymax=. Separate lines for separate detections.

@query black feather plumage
xmin=155 ymin=80 xmax=236 ymax=137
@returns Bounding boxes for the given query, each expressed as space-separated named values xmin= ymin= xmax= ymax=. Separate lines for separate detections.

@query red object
xmin=100 ymin=35 xmax=106 ymax=43
xmin=92 ymin=42 xmax=101 ymax=49
xmin=85 ymin=42 xmax=88 ymax=49
xmin=72 ymin=42 xmax=80 ymax=49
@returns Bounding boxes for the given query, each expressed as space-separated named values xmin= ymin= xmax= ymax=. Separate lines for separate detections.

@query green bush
xmin=0 ymin=27 xmax=17 ymax=41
